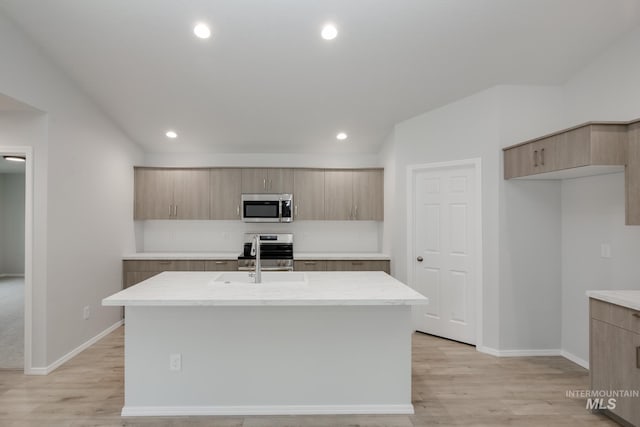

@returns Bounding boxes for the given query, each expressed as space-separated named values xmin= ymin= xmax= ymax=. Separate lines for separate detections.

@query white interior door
xmin=411 ymin=163 xmax=476 ymax=345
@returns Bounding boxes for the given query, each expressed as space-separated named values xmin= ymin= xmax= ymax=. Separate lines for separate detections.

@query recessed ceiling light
xmin=321 ymin=23 xmax=338 ymax=40
xmin=193 ymin=23 xmax=211 ymax=39
xmin=3 ymin=155 xmax=26 ymax=162
xmin=165 ymin=130 xmax=178 ymax=139
xmin=336 ymin=132 xmax=348 ymax=140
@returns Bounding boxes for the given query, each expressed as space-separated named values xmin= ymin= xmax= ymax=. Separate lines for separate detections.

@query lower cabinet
xmin=122 ymin=259 xmax=237 ymax=288
xmin=589 ymin=298 xmax=640 ymax=426
xmin=295 ymin=259 xmax=390 ymax=274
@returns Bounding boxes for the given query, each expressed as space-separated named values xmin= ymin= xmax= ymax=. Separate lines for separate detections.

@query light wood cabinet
xmin=122 ymin=259 xmax=236 ymax=288
xmin=134 ymin=168 xmax=210 ymax=220
xmin=204 ymin=260 xmax=238 ymax=271
xmin=503 ymin=123 xmax=627 ymax=179
xmin=210 ymin=168 xmax=242 ymax=220
xmin=325 ymin=260 xmax=390 ymax=274
xmin=627 ymin=122 xmax=640 ymax=225
xmin=241 ymin=168 xmax=293 ymax=194
xmin=353 ymin=169 xmax=384 ymax=220
xmin=589 ymin=298 xmax=640 ymax=425
xmin=324 ymin=169 xmax=384 ymax=221
xmin=293 ymin=169 xmax=325 ymax=220
xmin=294 ymin=260 xmax=327 ymax=271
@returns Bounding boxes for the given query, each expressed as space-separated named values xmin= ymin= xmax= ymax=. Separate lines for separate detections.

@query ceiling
xmin=1 ymin=0 xmax=639 ymax=155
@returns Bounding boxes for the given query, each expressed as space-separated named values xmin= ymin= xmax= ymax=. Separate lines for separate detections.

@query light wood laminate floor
xmin=0 ymin=327 xmax=616 ymax=426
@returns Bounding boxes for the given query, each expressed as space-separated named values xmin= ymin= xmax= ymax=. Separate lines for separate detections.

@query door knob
xmin=416 ymin=256 xmax=423 ymax=262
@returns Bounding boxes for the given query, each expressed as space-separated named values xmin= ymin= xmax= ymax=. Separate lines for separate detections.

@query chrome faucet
xmin=250 ymin=234 xmax=262 ymax=283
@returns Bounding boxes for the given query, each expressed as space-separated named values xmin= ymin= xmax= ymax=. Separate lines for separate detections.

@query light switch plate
xmin=170 ymin=353 xmax=181 ymax=371
xmin=600 ymin=244 xmax=612 ymax=259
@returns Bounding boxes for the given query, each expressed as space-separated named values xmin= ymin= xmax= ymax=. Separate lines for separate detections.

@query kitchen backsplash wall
xmin=139 ymin=220 xmax=383 ymax=253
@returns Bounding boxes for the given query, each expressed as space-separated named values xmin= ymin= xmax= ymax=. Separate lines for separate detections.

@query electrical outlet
xmin=83 ymin=306 xmax=90 ymax=320
xmin=169 ymin=353 xmax=181 ymax=371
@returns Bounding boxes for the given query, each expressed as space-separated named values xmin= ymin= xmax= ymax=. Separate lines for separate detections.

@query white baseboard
xmin=477 ymin=346 xmax=561 ymax=357
xmin=27 ymin=319 xmax=123 ymax=375
xmin=122 ymin=404 xmax=415 ymax=417
xmin=561 ymin=350 xmax=589 ymax=369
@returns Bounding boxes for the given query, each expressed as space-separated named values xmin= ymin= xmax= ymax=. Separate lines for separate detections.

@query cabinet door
xmin=558 ymin=127 xmax=591 ymax=170
xmin=204 ymin=260 xmax=238 ymax=271
xmin=353 ymin=169 xmax=384 ymax=220
xmin=503 ymin=144 xmax=535 ymax=179
xmin=591 ymin=319 xmax=640 ymax=425
xmin=268 ymin=168 xmax=294 ymax=193
xmin=532 ymin=134 xmax=561 ymax=173
xmin=210 ymin=168 xmax=242 ymax=219
xmin=293 ymin=169 xmax=325 ymax=220
xmin=134 ymin=168 xmax=174 ymax=219
xmin=241 ymin=168 xmax=269 ymax=193
xmin=172 ymin=169 xmax=210 ymax=219
xmin=294 ymin=260 xmax=327 ymax=271
xmin=124 ymin=271 xmax=160 ymax=288
xmin=324 ymin=170 xmax=353 ymax=220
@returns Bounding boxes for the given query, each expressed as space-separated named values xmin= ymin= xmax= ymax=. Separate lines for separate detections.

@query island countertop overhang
xmin=102 ymin=271 xmax=428 ymax=307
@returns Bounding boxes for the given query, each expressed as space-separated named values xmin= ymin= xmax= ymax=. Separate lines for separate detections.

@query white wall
xmin=0 ymin=12 xmax=143 ymax=369
xmin=0 ymin=173 xmax=25 ymax=274
xmin=390 ymin=87 xmax=503 ymax=349
xmin=141 ymin=220 xmax=382 ymax=254
xmin=558 ymin=26 xmax=640 ymax=364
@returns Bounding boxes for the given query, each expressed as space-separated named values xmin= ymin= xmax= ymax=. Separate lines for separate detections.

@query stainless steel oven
xmin=237 ymin=233 xmax=294 ymax=271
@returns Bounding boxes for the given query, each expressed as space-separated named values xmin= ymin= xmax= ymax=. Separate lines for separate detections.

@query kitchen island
xmin=102 ymin=271 xmax=427 ymax=417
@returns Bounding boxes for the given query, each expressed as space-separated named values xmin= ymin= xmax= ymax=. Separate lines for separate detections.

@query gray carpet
xmin=0 ymin=276 xmax=24 ymax=369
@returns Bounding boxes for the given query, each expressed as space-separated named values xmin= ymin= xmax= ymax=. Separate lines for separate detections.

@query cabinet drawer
xmin=591 ymin=298 xmax=640 ymax=334
xmin=204 ymin=260 xmax=238 ymax=271
xmin=123 ymin=260 xmax=206 ymax=272
xmin=294 ymin=260 xmax=327 ymax=271
xmin=325 ymin=260 xmax=390 ymax=274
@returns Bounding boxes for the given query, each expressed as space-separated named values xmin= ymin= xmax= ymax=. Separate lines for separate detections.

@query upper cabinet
xmin=324 ymin=169 xmax=384 ymax=221
xmin=134 ymin=168 xmax=210 ymax=220
xmin=134 ymin=167 xmax=384 ymax=222
xmin=503 ymin=119 xmax=640 ymax=225
xmin=293 ymin=169 xmax=325 ymax=220
xmin=210 ymin=168 xmax=242 ymax=220
xmin=241 ymin=168 xmax=293 ymax=193
xmin=503 ymin=123 xmax=627 ymax=179
xmin=627 ymin=122 xmax=640 ymax=225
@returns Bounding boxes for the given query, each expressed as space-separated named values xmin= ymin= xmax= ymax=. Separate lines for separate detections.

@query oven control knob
xmin=250 ymin=261 xmax=255 ymax=267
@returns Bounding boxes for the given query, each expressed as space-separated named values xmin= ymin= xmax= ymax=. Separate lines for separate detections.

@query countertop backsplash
xmin=137 ymin=220 xmax=383 ymax=254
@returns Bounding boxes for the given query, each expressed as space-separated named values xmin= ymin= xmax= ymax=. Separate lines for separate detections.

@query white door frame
xmin=0 ymin=146 xmax=33 ymax=373
xmin=406 ymin=158 xmax=483 ymax=348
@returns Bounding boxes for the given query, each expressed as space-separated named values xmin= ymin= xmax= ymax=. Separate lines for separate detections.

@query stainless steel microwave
xmin=241 ymin=194 xmax=293 ymax=223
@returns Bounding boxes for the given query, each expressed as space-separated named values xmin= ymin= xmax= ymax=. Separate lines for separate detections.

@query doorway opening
xmin=407 ymin=158 xmax=483 ymax=347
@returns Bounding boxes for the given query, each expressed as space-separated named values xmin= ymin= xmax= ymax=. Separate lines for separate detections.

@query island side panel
xmin=123 ymin=305 xmax=413 ymax=415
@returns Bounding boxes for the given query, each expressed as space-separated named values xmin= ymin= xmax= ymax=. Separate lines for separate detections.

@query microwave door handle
xmin=279 ymin=199 xmax=283 ymax=222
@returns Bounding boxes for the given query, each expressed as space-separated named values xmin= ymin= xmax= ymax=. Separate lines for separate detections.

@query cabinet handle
xmin=354 ymin=204 xmax=358 ymax=219
xmin=349 ymin=207 xmax=353 ymax=220
xmin=158 ymin=261 xmax=171 ymax=265
xmin=540 ymin=148 xmax=545 ymax=166
xmin=215 ymin=261 xmax=227 ymax=265
xmin=533 ymin=150 xmax=539 ymax=167
xmin=637 ymin=346 xmax=640 ymax=369
xmin=236 ymin=205 xmax=240 ymax=217
xmin=174 ymin=205 xmax=178 ymax=217
xmin=304 ymin=261 xmax=317 ymax=265
xmin=351 ymin=261 xmax=364 ymax=266
xmin=633 ymin=313 xmax=640 ymax=318
xmin=269 ymin=179 xmax=272 ymax=190
xmin=263 ymin=179 xmax=266 ymax=190
xmin=169 ymin=205 xmax=173 ymax=217
xmin=294 ymin=205 xmax=298 ymax=218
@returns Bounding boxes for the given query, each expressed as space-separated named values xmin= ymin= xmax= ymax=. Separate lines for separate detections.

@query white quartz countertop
xmin=123 ymin=252 xmax=239 ymax=260
xmin=294 ymin=253 xmax=390 ymax=260
xmin=587 ymin=290 xmax=640 ymax=311
xmin=102 ymin=271 xmax=427 ymax=307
